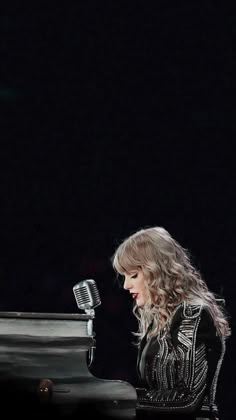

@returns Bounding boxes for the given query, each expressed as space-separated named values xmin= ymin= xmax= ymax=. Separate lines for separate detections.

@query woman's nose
xmin=123 ymin=277 xmax=131 ymax=290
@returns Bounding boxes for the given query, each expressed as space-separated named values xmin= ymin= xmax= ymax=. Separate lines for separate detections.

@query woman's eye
xmin=131 ymin=273 xmax=138 ymax=279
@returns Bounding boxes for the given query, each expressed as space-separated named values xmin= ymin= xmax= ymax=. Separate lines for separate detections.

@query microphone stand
xmin=85 ymin=309 xmax=95 ymax=336
xmin=85 ymin=309 xmax=96 ymax=368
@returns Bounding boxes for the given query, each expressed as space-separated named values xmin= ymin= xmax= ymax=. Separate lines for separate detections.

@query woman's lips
xmin=132 ymin=293 xmax=138 ymax=299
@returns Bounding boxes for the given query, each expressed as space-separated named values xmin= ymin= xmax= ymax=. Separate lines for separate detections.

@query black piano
xmin=0 ymin=310 xmax=137 ymax=418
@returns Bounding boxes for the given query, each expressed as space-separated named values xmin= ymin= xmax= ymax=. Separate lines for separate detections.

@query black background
xmin=1 ymin=3 xmax=235 ymax=419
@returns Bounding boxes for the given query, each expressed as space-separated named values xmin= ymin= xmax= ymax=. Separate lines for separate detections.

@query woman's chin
xmin=136 ymin=299 xmax=145 ymax=307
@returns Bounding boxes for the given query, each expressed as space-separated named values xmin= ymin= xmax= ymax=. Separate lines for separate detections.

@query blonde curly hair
xmin=112 ymin=227 xmax=231 ymax=342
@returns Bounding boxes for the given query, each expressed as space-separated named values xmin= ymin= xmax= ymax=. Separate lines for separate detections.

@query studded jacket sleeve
xmin=136 ymin=303 xmax=224 ymax=416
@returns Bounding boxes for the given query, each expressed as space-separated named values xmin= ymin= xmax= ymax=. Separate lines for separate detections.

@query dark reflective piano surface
xmin=0 ymin=311 xmax=137 ymax=418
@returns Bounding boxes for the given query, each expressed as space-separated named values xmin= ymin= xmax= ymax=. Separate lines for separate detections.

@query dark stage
xmin=1 ymin=2 xmax=235 ymax=418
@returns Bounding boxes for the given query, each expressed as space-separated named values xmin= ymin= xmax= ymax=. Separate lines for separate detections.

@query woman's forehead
xmin=124 ymin=266 xmax=143 ymax=275
xmin=124 ymin=268 xmax=139 ymax=275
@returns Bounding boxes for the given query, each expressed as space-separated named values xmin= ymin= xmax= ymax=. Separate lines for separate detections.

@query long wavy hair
xmin=112 ymin=227 xmax=231 ymax=343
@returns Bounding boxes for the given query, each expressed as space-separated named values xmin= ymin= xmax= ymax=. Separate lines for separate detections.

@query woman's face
xmin=123 ymin=269 xmax=149 ymax=307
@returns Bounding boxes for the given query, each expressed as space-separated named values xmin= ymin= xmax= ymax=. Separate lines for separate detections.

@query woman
xmin=112 ymin=227 xmax=231 ymax=420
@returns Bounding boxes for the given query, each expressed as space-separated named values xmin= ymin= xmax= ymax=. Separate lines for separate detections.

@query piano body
xmin=0 ymin=311 xmax=137 ymax=418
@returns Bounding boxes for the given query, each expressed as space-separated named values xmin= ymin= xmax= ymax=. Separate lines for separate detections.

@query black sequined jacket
xmin=136 ymin=302 xmax=226 ymax=419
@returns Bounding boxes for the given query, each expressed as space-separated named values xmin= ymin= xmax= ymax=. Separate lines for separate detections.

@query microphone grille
xmin=73 ymin=279 xmax=101 ymax=310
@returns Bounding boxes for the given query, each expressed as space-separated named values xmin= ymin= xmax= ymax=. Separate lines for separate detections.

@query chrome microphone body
xmin=73 ymin=279 xmax=101 ymax=315
xmin=73 ymin=279 xmax=101 ymax=367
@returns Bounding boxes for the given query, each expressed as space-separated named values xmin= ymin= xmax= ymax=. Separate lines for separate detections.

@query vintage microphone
xmin=73 ymin=279 xmax=101 ymax=313
xmin=73 ymin=279 xmax=101 ymax=367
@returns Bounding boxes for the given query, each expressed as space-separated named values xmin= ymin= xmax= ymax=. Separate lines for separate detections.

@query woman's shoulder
xmin=170 ymin=300 xmax=214 ymax=329
xmin=170 ymin=300 xmax=219 ymax=342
